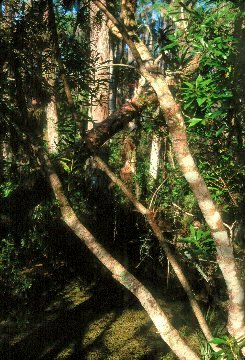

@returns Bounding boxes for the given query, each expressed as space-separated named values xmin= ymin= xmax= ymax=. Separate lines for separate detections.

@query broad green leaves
xmin=209 ymin=335 xmax=245 ymax=359
xmin=179 ymin=225 xmax=215 ymax=257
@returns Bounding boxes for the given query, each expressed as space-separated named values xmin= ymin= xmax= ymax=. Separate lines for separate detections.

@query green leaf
xmin=196 ymin=74 xmax=203 ymax=86
xmin=201 ymin=79 xmax=213 ymax=86
xmin=60 ymin=161 xmax=71 ymax=173
xmin=196 ymin=229 xmax=203 ymax=240
xmin=197 ymin=97 xmax=206 ymax=106
xmin=190 ymin=224 xmax=196 ymax=238
xmin=188 ymin=118 xmax=204 ymax=127
xmin=183 ymin=100 xmax=194 ymax=109
xmin=209 ymin=337 xmax=226 ymax=345
xmin=162 ymin=42 xmax=178 ymax=50
xmin=183 ymin=81 xmax=194 ymax=89
xmin=216 ymin=125 xmax=226 ymax=137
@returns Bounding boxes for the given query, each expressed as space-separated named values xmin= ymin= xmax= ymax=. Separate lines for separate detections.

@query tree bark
xmin=149 ymin=133 xmax=161 ymax=180
xmin=89 ymin=0 xmax=110 ymax=128
xmin=92 ymin=0 xmax=245 ymax=343
xmin=47 ymin=0 xmax=83 ymax=134
xmin=45 ymin=92 xmax=59 ymax=153
xmin=42 ymin=153 xmax=200 ymax=360
xmin=43 ymin=0 xmax=59 ymax=153
xmin=94 ymin=155 xmax=219 ymax=351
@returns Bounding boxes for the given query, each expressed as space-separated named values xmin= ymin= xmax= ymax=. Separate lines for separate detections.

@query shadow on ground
xmin=0 ymin=275 xmax=185 ymax=360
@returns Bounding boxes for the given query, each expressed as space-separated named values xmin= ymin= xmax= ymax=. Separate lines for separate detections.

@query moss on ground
xmin=0 ymin=276 xmax=210 ymax=359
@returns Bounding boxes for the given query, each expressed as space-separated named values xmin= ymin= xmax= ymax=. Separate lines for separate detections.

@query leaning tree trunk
xmin=94 ymin=156 xmax=220 ymax=351
xmin=93 ymin=0 xmax=245 ymax=344
xmin=41 ymin=152 xmax=200 ymax=360
xmin=55 ymin=36 xmax=216 ymax=348
xmin=140 ymin=52 xmax=245 ymax=344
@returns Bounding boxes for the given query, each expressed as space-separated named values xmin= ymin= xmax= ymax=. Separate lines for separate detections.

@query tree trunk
xmin=45 ymin=92 xmax=59 ymax=153
xmin=43 ymin=0 xmax=59 ymax=153
xmin=149 ymin=133 xmax=161 ymax=180
xmin=147 ymin=70 xmax=245 ymax=342
xmin=92 ymin=0 xmax=245 ymax=344
xmin=89 ymin=0 xmax=110 ymax=128
xmin=42 ymin=153 xmax=200 ymax=360
xmin=94 ymin=156 xmax=219 ymax=351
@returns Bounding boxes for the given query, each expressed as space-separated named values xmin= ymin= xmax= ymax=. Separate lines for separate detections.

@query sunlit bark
xmin=94 ymin=156 xmax=219 ymax=351
xmin=89 ymin=0 xmax=110 ymax=128
xmin=92 ymin=0 xmax=245 ymax=344
xmin=42 ymin=153 xmax=200 ymax=360
xmin=43 ymin=1 xmax=59 ymax=153
xmin=149 ymin=133 xmax=161 ymax=180
xmin=45 ymin=92 xmax=59 ymax=153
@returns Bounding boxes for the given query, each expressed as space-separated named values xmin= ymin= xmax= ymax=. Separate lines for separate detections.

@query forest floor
xmin=0 ymin=267 xmax=205 ymax=360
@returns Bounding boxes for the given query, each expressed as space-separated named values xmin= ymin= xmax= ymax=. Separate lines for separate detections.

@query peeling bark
xmin=63 ymin=90 xmax=158 ymax=163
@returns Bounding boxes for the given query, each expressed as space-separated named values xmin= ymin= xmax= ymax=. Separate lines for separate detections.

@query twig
xmin=149 ymin=179 xmax=167 ymax=210
xmin=172 ymin=202 xmax=194 ymax=217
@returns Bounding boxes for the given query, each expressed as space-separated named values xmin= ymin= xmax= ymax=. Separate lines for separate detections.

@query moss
xmin=83 ymin=307 xmax=168 ymax=359
xmin=61 ymin=279 xmax=91 ymax=308
xmin=104 ymin=309 xmax=148 ymax=351
xmin=0 ymin=277 xmax=209 ymax=360
xmin=107 ymin=338 xmax=150 ymax=360
xmin=83 ymin=312 xmax=116 ymax=347
xmin=86 ymin=350 xmax=104 ymax=359
xmin=55 ymin=345 xmax=73 ymax=359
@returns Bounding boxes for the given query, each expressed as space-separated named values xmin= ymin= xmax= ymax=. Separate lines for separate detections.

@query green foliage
xmin=179 ymin=224 xmax=215 ymax=257
xmin=210 ymin=336 xmax=244 ymax=359
xmin=0 ymin=181 xmax=17 ymax=198
xmin=0 ymin=236 xmax=33 ymax=296
xmin=180 ymin=2 xmax=237 ymax=130
xmin=0 ymin=2 xmax=244 ymax=356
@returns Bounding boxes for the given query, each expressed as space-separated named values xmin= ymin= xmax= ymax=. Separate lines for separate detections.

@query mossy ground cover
xmin=0 ymin=273 xmax=205 ymax=360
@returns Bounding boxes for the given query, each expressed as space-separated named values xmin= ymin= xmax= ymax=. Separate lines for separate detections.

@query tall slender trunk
xmin=94 ymin=156 xmax=219 ymax=351
xmin=42 ymin=153 xmax=200 ymax=360
xmin=92 ymin=0 xmax=245 ymax=344
xmin=45 ymin=91 xmax=59 ymax=153
xmin=89 ymin=0 xmax=110 ymax=128
xmin=43 ymin=0 xmax=59 ymax=153
xmin=149 ymin=133 xmax=161 ymax=180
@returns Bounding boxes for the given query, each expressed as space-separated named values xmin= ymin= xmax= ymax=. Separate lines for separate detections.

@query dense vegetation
xmin=0 ymin=0 xmax=244 ymax=359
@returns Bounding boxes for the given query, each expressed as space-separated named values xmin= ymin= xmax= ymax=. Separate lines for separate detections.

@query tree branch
xmin=93 ymin=155 xmax=219 ymax=350
xmin=41 ymin=151 xmax=200 ymax=360
xmin=91 ymin=1 xmax=245 ymax=342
